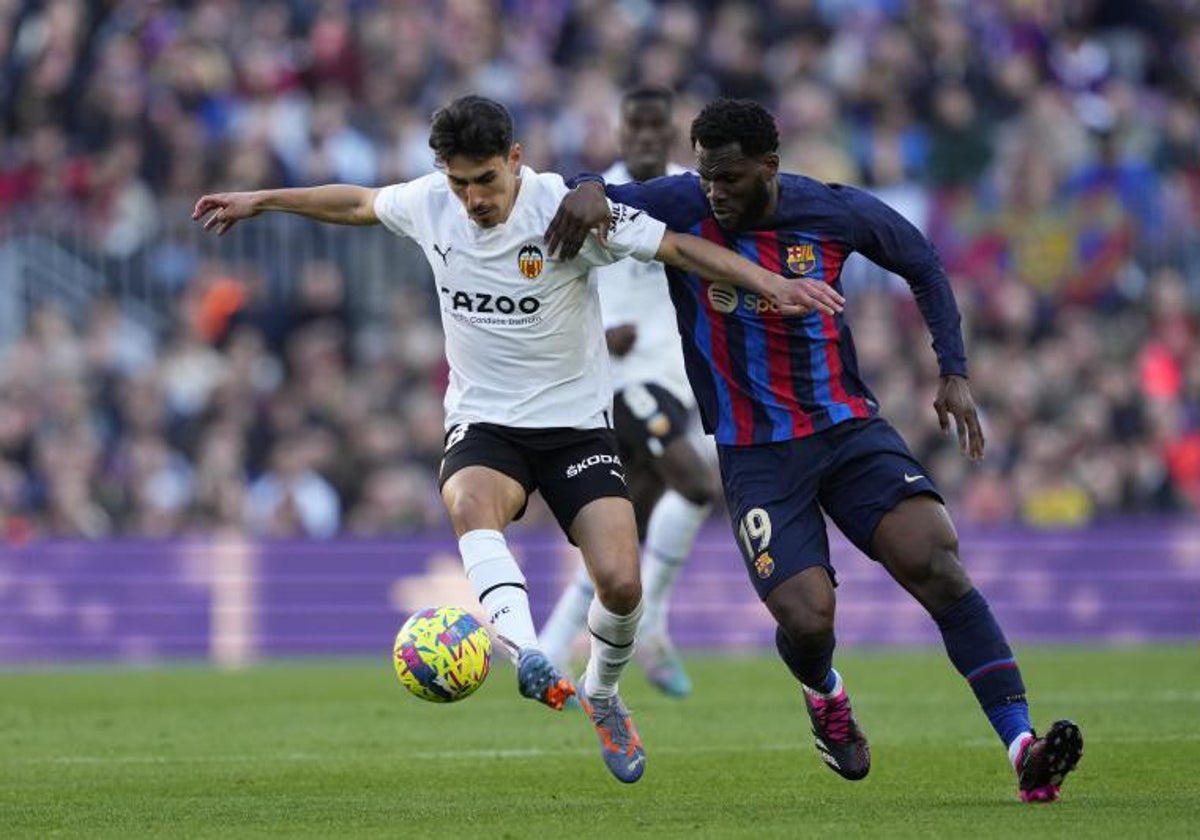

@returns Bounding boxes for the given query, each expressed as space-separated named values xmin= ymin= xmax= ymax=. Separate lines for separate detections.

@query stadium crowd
xmin=1 ymin=0 xmax=1199 ymax=538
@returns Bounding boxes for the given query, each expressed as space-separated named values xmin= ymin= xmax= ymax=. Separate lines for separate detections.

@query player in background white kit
xmin=193 ymin=95 xmax=845 ymax=784
xmin=541 ymin=87 xmax=720 ymax=698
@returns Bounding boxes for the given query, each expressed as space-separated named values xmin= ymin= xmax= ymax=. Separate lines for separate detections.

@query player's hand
xmin=545 ymin=181 xmax=610 ymax=259
xmin=767 ymin=276 xmax=845 ymax=317
xmin=192 ymin=192 xmax=261 ymax=235
xmin=606 ymin=324 xmax=637 ymax=357
xmin=934 ymin=374 xmax=985 ymax=460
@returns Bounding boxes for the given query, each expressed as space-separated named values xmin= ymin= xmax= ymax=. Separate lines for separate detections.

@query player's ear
xmin=508 ymin=143 xmax=522 ymax=173
xmin=759 ymin=152 xmax=780 ymax=179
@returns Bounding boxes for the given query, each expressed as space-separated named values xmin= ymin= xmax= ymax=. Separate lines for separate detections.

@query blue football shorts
xmin=717 ymin=417 xmax=943 ymax=599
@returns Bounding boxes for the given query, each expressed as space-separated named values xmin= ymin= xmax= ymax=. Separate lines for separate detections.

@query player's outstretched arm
xmin=192 ymin=185 xmax=381 ymax=235
xmin=655 ymin=231 xmax=845 ymax=317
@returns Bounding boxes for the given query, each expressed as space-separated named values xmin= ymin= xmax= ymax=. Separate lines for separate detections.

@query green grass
xmin=1 ymin=647 xmax=1197 ymax=838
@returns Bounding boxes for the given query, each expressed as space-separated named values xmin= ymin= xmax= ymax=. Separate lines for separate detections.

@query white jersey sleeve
xmin=577 ymin=201 xmax=666 ymax=268
xmin=373 ymin=174 xmax=441 ymax=240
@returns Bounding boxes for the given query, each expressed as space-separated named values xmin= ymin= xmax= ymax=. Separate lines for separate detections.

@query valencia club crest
xmin=518 ymin=244 xmax=544 ymax=279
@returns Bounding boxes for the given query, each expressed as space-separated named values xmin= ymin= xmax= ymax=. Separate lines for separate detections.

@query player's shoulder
xmin=778 ymin=172 xmax=871 ymax=217
xmin=519 ymin=168 xmax=570 ymax=214
xmin=381 ymin=171 xmax=452 ymax=207
xmin=402 ymin=171 xmax=448 ymax=193
xmin=641 ymin=170 xmax=700 ymax=195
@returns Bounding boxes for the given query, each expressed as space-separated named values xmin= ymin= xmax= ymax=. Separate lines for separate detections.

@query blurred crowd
xmin=1 ymin=0 xmax=1200 ymax=539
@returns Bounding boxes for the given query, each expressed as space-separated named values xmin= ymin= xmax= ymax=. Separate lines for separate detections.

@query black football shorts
xmin=612 ymin=382 xmax=692 ymax=465
xmin=439 ymin=422 xmax=630 ymax=536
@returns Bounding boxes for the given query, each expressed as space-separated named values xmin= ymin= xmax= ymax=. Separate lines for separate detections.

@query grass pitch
xmin=1 ymin=646 xmax=1196 ymax=838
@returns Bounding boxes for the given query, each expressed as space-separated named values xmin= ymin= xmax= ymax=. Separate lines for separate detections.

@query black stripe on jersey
xmin=720 ymin=293 xmax=775 ymax=444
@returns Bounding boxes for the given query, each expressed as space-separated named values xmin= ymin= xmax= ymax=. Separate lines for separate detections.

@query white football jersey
xmin=374 ymin=167 xmax=666 ymax=430
xmin=595 ymin=161 xmax=695 ymax=407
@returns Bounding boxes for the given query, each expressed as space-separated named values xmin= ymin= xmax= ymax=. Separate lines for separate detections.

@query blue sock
xmin=775 ymin=626 xmax=837 ymax=693
xmin=933 ymin=589 xmax=1032 ymax=747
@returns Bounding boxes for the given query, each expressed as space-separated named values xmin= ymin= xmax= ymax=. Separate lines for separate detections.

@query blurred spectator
xmin=245 ymin=434 xmax=340 ymax=538
xmin=0 ymin=0 xmax=1199 ymax=537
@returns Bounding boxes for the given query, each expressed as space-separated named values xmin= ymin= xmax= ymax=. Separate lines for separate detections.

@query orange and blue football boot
xmin=577 ymin=672 xmax=646 ymax=783
xmin=516 ymin=648 xmax=575 ymax=711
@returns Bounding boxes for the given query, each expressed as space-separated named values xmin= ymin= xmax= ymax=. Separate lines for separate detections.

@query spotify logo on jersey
xmin=707 ymin=282 xmax=739 ymax=314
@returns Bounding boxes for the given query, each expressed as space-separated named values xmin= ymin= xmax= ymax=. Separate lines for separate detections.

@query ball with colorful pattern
xmin=393 ymin=606 xmax=492 ymax=703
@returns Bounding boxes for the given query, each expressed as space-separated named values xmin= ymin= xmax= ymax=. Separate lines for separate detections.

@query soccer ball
xmin=393 ymin=606 xmax=492 ymax=703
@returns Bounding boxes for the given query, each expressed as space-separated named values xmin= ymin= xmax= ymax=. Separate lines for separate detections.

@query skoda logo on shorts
xmin=707 ymin=281 xmax=738 ymax=314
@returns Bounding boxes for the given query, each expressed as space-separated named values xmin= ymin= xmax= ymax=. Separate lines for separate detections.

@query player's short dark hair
xmin=428 ymin=95 xmax=514 ymax=164
xmin=622 ymin=84 xmax=675 ymax=111
xmin=690 ymin=98 xmax=779 ymax=157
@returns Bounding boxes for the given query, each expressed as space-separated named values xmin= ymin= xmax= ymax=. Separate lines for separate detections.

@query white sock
xmin=584 ymin=596 xmax=643 ymax=700
xmin=460 ymin=529 xmax=537 ymax=660
xmin=1008 ymin=731 xmax=1035 ymax=770
xmin=641 ymin=491 xmax=709 ymax=639
xmin=539 ymin=563 xmax=594 ymax=666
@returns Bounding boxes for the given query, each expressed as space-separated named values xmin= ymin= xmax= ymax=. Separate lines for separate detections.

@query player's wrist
xmin=248 ymin=190 xmax=275 ymax=213
xmin=759 ymin=270 xmax=785 ymax=299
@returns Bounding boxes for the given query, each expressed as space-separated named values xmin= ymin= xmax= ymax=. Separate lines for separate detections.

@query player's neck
xmin=496 ymin=176 xmax=522 ymax=226
xmin=756 ymin=179 xmax=780 ymax=226
xmin=626 ymin=163 xmax=664 ymax=183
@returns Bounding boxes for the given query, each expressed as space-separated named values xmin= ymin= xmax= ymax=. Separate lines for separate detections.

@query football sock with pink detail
xmin=934 ymin=588 xmax=1033 ymax=747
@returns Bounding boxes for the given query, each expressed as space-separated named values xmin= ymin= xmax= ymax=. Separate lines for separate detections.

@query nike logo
xmin=904 ymin=473 xmax=925 ymax=484
xmin=610 ymin=470 xmax=626 ymax=485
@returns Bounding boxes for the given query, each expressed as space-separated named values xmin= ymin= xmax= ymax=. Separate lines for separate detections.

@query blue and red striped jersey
xmin=597 ymin=172 xmax=968 ymax=446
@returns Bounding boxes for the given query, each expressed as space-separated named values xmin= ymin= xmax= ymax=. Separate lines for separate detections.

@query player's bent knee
xmin=780 ymin=622 xmax=834 ymax=654
xmin=766 ymin=574 xmax=836 ymax=640
xmin=592 ymin=574 xmax=642 ymax=615
xmin=676 ymin=473 xmax=719 ymax=507
xmin=775 ymin=603 xmax=835 ymax=641
xmin=890 ymin=532 xmax=961 ymax=585
xmin=443 ymin=488 xmax=508 ymax=533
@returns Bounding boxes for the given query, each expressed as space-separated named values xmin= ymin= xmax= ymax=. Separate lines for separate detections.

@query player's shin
xmin=540 ymin=563 xmax=594 ymax=667
xmin=460 ymin=529 xmax=539 ymax=659
xmin=775 ymin=625 xmax=837 ymax=693
xmin=640 ymin=491 xmax=709 ymax=638
xmin=584 ymin=596 xmax=644 ymax=699
xmin=933 ymin=588 xmax=1033 ymax=750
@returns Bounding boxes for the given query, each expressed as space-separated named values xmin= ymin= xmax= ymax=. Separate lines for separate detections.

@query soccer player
xmin=540 ymin=86 xmax=719 ymax=698
xmin=193 ymin=95 xmax=844 ymax=784
xmin=544 ymin=98 xmax=1083 ymax=802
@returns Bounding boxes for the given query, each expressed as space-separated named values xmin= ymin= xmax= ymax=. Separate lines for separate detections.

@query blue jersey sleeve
xmin=833 ymin=184 xmax=968 ymax=378
xmin=567 ymin=172 xmax=708 ymax=232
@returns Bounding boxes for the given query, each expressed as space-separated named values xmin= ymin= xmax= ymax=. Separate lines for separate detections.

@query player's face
xmin=444 ymin=145 xmax=522 ymax=227
xmin=694 ymin=142 xmax=779 ymax=231
xmin=619 ymin=98 xmax=676 ymax=182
